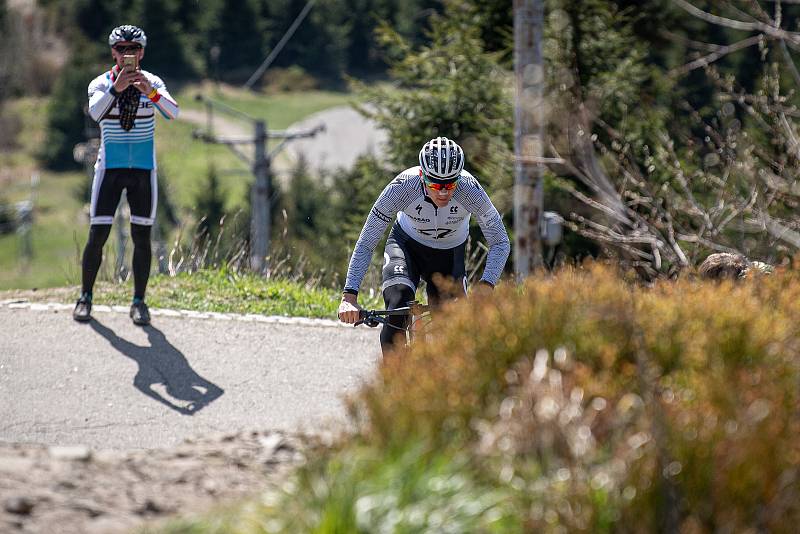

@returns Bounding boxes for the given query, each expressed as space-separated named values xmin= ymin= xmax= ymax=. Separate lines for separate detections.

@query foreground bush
xmin=347 ymin=264 xmax=800 ymax=532
xmin=152 ymin=263 xmax=800 ymax=533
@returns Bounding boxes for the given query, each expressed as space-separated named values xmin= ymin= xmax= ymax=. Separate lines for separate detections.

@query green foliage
xmin=153 ymin=443 xmax=522 ymax=533
xmin=464 ymin=0 xmax=512 ymax=65
xmin=195 ymin=164 xmax=227 ymax=240
xmin=358 ymin=1 xmax=514 ymax=209
xmin=39 ymin=41 xmax=103 ymax=170
xmin=280 ymin=156 xmax=330 ymax=245
xmin=264 ymin=443 xmax=522 ymax=533
xmin=272 ymin=154 xmax=390 ymax=287
xmin=0 ymin=168 xmax=86 ymax=290
xmin=71 ymin=0 xmax=120 ymax=44
xmin=68 ymin=0 xmax=200 ymax=79
xmin=0 ymin=0 xmax=11 ymax=103
xmin=272 ymin=156 xmax=340 ymax=280
xmin=261 ymin=66 xmax=318 ymax=93
xmin=546 ymin=0 xmax=663 ymax=143
xmin=79 ymin=267 xmax=381 ymax=317
xmin=265 ymin=0 xmax=442 ymax=83
xmin=210 ymin=0 xmax=268 ymax=82
xmin=0 ymin=197 xmax=14 ymax=235
xmin=330 ymin=154 xmax=392 ymax=246
xmin=137 ymin=0 xmax=200 ymax=79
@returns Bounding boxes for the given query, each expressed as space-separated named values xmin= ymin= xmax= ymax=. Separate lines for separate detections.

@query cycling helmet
xmin=108 ymin=25 xmax=147 ymax=47
xmin=418 ymin=137 xmax=464 ymax=183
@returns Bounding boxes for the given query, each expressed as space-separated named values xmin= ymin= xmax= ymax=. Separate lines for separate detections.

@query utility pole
xmin=251 ymin=121 xmax=270 ymax=273
xmin=193 ymin=95 xmax=323 ymax=273
xmin=513 ymin=0 xmax=545 ymax=277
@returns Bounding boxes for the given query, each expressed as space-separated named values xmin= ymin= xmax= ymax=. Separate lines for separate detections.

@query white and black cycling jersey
xmin=88 ymin=66 xmax=179 ymax=170
xmin=344 ymin=166 xmax=510 ymax=293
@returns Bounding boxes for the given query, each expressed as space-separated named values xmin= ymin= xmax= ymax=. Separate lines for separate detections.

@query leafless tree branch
xmin=671 ymin=35 xmax=763 ymax=76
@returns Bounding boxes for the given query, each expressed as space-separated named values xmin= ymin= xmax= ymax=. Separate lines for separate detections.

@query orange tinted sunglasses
xmin=421 ymin=173 xmax=458 ymax=191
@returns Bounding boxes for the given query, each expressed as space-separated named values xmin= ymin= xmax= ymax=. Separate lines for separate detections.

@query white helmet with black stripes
xmin=418 ymin=137 xmax=464 ymax=183
xmin=108 ymin=25 xmax=147 ymax=47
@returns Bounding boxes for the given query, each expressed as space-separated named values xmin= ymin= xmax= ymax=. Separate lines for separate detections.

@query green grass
xmin=0 ymin=169 xmax=87 ymax=290
xmin=155 ymin=117 xmax=248 ymax=212
xmin=96 ymin=269 xmax=346 ymax=317
xmin=178 ymin=83 xmax=361 ymax=129
xmin=0 ymin=268 xmax=381 ymax=317
xmin=145 ymin=442 xmax=521 ymax=534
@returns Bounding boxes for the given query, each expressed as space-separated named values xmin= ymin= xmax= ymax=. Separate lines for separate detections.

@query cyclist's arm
xmin=88 ymin=75 xmax=117 ymax=122
xmin=146 ymin=73 xmax=179 ymax=120
xmin=461 ymin=182 xmax=510 ymax=286
xmin=343 ymin=176 xmax=414 ymax=295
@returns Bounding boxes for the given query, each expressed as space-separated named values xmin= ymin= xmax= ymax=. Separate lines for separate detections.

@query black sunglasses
xmin=113 ymin=44 xmax=142 ymax=52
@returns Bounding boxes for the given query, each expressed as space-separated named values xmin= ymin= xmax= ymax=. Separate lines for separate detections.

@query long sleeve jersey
xmin=343 ymin=166 xmax=511 ymax=293
xmin=87 ymin=66 xmax=179 ymax=170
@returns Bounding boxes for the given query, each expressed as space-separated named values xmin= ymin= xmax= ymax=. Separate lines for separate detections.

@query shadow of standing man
xmin=90 ymin=319 xmax=224 ymax=415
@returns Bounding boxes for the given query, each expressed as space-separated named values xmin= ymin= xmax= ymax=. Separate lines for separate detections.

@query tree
xmin=331 ymin=154 xmax=393 ymax=246
xmin=0 ymin=0 xmax=15 ymax=149
xmin=72 ymin=0 xmax=122 ymax=43
xmin=40 ymin=41 xmax=103 ymax=170
xmin=541 ymin=0 xmax=679 ymax=277
xmin=195 ymin=164 xmax=226 ymax=240
xmin=210 ymin=0 xmax=268 ymax=82
xmin=357 ymin=0 xmax=514 ymax=212
xmin=138 ymin=0 xmax=198 ymax=79
xmin=545 ymin=0 xmax=800 ymax=276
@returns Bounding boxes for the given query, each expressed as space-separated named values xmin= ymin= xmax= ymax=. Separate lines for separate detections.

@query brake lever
xmin=354 ymin=317 xmax=380 ymax=328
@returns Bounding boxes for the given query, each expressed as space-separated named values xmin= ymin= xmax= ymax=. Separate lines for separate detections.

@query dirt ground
xmin=0 ymin=429 xmax=306 ymax=534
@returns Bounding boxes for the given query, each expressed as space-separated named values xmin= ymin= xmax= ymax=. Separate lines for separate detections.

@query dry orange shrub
xmin=348 ymin=262 xmax=800 ymax=532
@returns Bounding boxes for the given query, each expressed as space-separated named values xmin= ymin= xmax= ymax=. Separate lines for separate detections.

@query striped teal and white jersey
xmin=87 ymin=66 xmax=179 ymax=170
xmin=343 ymin=166 xmax=510 ymax=292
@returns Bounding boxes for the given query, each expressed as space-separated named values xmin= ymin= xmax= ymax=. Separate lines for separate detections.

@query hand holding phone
xmin=122 ymin=54 xmax=138 ymax=71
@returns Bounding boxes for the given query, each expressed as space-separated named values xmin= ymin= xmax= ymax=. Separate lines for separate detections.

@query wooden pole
xmin=513 ymin=0 xmax=545 ymax=277
xmin=250 ymin=120 xmax=270 ymax=273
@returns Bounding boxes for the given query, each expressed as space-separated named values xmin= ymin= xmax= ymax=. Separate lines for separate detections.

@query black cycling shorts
xmin=382 ymin=223 xmax=467 ymax=303
xmin=89 ymin=167 xmax=157 ymax=226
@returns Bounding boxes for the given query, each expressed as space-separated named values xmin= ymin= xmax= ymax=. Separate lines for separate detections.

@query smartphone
xmin=122 ymin=54 xmax=138 ymax=71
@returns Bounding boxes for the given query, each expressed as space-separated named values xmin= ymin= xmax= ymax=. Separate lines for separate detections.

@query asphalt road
xmin=0 ymin=304 xmax=380 ymax=450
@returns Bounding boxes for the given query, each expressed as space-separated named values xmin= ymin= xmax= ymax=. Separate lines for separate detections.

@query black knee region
xmin=130 ymin=223 xmax=151 ymax=250
xmin=86 ymin=224 xmax=112 ymax=250
xmin=380 ymin=284 xmax=416 ymax=353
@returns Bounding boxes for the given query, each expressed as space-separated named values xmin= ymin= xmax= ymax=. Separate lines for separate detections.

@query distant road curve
xmin=284 ymin=105 xmax=387 ymax=174
xmin=179 ymin=105 xmax=387 ymax=176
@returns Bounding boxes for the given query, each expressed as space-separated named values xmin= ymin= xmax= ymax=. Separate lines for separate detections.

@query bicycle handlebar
xmin=354 ymin=302 xmax=430 ymax=328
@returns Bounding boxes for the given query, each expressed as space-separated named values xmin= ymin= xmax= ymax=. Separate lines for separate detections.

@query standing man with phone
xmin=73 ymin=25 xmax=179 ymax=325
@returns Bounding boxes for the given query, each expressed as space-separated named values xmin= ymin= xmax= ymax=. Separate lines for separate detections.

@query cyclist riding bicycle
xmin=72 ymin=25 xmax=179 ymax=326
xmin=338 ymin=137 xmax=510 ymax=355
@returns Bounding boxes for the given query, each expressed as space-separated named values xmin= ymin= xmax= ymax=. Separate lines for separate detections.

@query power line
xmin=244 ymin=0 xmax=316 ymax=91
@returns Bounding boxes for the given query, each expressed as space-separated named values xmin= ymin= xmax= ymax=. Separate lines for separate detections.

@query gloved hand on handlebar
xmin=338 ymin=293 xmax=362 ymax=324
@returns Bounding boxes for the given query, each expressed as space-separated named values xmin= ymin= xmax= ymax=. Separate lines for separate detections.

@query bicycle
xmin=354 ymin=300 xmax=432 ymax=345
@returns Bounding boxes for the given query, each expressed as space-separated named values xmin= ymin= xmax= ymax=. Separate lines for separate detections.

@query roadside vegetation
xmin=0 ymin=268 xmax=381 ymax=318
xmin=147 ymin=263 xmax=800 ymax=533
